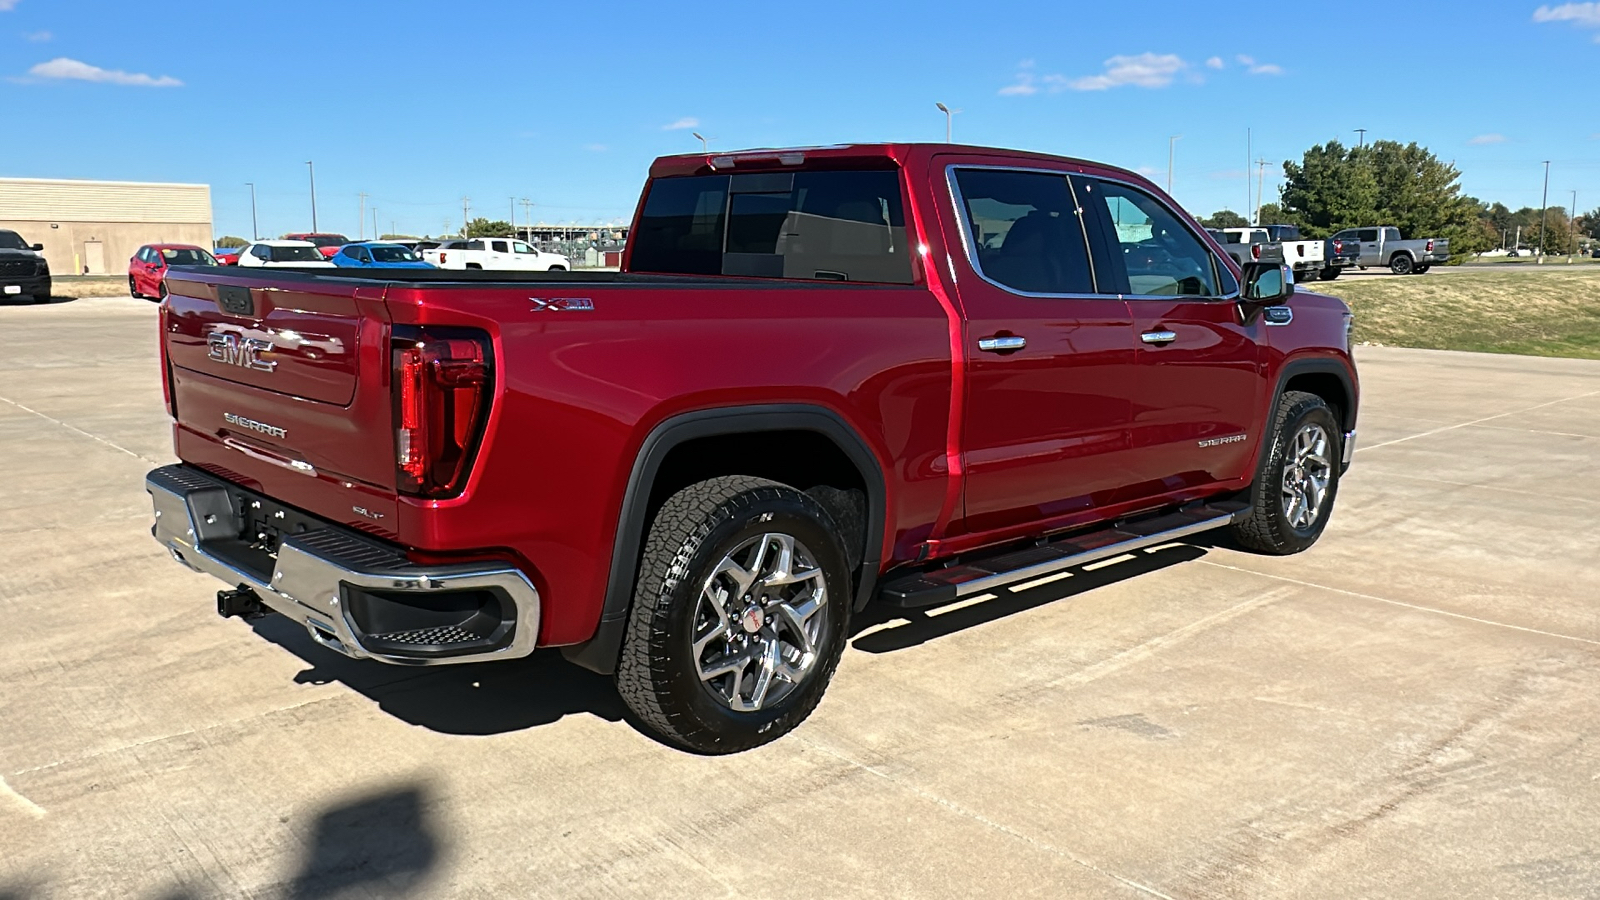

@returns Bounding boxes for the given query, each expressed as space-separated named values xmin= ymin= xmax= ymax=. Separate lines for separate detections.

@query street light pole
xmin=1167 ymin=135 xmax=1181 ymax=195
xmin=305 ymin=161 xmax=318 ymax=232
xmin=245 ymin=183 xmax=258 ymax=240
xmin=1571 ymin=190 xmax=1579 ymax=259
xmin=935 ymin=102 xmax=957 ymax=143
xmin=692 ymin=132 xmax=708 ymax=152
xmin=1539 ymin=160 xmax=1551 ymax=259
xmin=1355 ymin=128 xmax=1367 ymax=149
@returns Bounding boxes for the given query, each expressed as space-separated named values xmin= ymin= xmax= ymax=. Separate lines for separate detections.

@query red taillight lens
xmin=1426 ymin=239 xmax=1434 ymax=252
xmin=438 ymin=252 xmax=447 ymax=264
xmin=1251 ymin=244 xmax=1262 ymax=260
xmin=392 ymin=326 xmax=493 ymax=498
xmin=1333 ymin=240 xmax=1342 ymax=253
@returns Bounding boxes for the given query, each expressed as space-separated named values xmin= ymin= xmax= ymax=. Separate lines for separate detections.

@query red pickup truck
xmin=147 ymin=143 xmax=1357 ymax=753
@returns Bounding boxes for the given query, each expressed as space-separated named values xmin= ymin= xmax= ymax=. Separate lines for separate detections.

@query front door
xmin=944 ymin=165 xmax=1138 ymax=536
xmin=1075 ymin=175 xmax=1265 ymax=502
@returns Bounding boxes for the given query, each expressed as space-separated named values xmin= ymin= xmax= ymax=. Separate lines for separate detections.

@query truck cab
xmin=422 ymin=237 xmax=570 ymax=271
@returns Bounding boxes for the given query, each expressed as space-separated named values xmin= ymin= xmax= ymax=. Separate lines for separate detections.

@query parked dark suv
xmin=0 ymin=229 xmax=51 ymax=303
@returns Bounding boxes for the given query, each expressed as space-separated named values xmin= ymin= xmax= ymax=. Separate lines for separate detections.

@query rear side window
xmin=490 ymin=240 xmax=509 ymax=253
xmin=952 ymin=168 xmax=1093 ymax=295
xmin=1356 ymin=229 xmax=1379 ymax=242
xmin=630 ymin=170 xmax=912 ymax=284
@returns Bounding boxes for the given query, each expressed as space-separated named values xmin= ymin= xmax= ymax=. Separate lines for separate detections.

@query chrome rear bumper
xmin=147 ymin=465 xmax=540 ymax=666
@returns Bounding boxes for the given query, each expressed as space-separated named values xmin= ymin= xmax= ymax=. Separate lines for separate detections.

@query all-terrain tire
xmin=1318 ymin=267 xmax=1341 ymax=281
xmin=1389 ymin=254 xmax=1414 ymax=275
xmin=1230 ymin=391 xmax=1343 ymax=555
xmin=615 ymin=475 xmax=852 ymax=754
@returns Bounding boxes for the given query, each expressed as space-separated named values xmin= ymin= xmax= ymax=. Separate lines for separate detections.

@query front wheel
xmin=128 ymin=276 xmax=142 ymax=299
xmin=616 ymin=476 xmax=851 ymax=754
xmin=1389 ymin=255 xmax=1414 ymax=275
xmin=1230 ymin=391 xmax=1342 ymax=555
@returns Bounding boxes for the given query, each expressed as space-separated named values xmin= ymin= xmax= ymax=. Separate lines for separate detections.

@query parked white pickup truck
xmin=1215 ymin=226 xmax=1324 ymax=282
xmin=422 ymin=238 xmax=570 ymax=271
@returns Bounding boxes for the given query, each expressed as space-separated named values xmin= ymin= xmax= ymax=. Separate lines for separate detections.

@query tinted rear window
xmin=630 ymin=170 xmax=912 ymax=284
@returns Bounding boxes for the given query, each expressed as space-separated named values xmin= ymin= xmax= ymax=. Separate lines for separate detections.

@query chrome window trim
xmin=944 ymin=164 xmax=1106 ymax=301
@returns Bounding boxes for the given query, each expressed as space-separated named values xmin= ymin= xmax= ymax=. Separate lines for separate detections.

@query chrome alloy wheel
xmin=1281 ymin=423 xmax=1333 ymax=530
xmin=693 ymin=532 xmax=829 ymax=713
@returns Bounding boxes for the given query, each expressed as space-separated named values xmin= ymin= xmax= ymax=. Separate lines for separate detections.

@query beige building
xmin=0 ymin=178 xmax=212 ymax=275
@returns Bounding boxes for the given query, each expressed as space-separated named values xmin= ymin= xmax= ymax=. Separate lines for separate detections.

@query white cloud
xmin=24 ymin=30 xmax=49 ymax=41
xmin=662 ymin=117 xmax=699 ymax=130
xmin=1205 ymin=56 xmax=1225 ymax=69
xmin=1533 ymin=2 xmax=1600 ymax=24
xmin=1468 ymin=133 xmax=1508 ymax=145
xmin=1068 ymin=53 xmax=1187 ymax=91
xmin=998 ymin=72 xmax=1038 ymax=96
xmin=27 ymin=57 xmax=181 ymax=87
xmin=583 ymin=143 xmax=608 ymax=152
xmin=0 ymin=0 xmax=21 ymax=10
xmin=1236 ymin=54 xmax=1284 ymax=75
xmin=1135 ymin=166 xmax=1163 ymax=178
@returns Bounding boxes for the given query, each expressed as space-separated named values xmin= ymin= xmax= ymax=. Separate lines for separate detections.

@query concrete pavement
xmin=2 ymin=296 xmax=1597 ymax=899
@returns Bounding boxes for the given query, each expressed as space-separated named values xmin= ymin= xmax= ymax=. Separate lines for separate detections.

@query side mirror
xmin=30 ymin=243 xmax=44 ymax=251
xmin=1241 ymin=261 xmax=1292 ymax=306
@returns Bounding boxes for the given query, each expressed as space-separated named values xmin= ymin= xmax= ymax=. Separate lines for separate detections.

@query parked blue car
xmin=329 ymin=242 xmax=435 ymax=268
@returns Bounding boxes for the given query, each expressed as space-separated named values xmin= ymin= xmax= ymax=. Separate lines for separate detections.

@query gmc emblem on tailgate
xmin=207 ymin=332 xmax=276 ymax=372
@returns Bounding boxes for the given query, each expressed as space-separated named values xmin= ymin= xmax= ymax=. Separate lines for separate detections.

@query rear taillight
xmin=1333 ymin=240 xmax=1342 ymax=253
xmin=1426 ymin=239 xmax=1434 ymax=252
xmin=438 ymin=252 xmax=447 ymax=264
xmin=1251 ymin=244 xmax=1262 ymax=260
xmin=392 ymin=326 xmax=493 ymax=498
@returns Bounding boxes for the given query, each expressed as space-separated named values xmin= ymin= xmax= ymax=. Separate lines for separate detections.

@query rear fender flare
xmin=562 ymin=404 xmax=887 ymax=675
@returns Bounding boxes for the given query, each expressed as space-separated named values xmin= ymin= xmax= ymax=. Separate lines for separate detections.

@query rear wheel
xmin=1389 ymin=254 xmax=1414 ymax=275
xmin=1318 ymin=267 xmax=1341 ymax=281
xmin=616 ymin=476 xmax=851 ymax=754
xmin=465 ymin=263 xmax=482 ymax=270
xmin=548 ymin=265 xmax=567 ymax=272
xmin=156 ymin=281 xmax=168 ymax=302
xmin=1231 ymin=391 xmax=1342 ymax=555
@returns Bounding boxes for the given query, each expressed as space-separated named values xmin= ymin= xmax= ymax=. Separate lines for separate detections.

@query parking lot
xmin=3 ymin=296 xmax=1599 ymax=899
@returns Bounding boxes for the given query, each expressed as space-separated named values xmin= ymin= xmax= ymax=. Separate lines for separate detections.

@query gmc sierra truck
xmin=145 ymin=143 xmax=1358 ymax=753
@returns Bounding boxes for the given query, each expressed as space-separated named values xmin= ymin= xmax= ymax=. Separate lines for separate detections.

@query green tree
xmin=380 ymin=233 xmax=419 ymax=241
xmin=1526 ymin=208 xmax=1575 ymax=255
xmin=1201 ymin=209 xmax=1249 ymax=228
xmin=1580 ymin=208 xmax=1600 ymax=240
xmin=463 ymin=218 xmax=513 ymax=238
xmin=215 ymin=235 xmax=249 ymax=249
xmin=1256 ymin=203 xmax=1300 ymax=229
xmin=1281 ymin=140 xmax=1488 ymax=259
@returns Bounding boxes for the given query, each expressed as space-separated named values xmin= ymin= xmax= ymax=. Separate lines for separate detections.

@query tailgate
xmin=162 ymin=268 xmax=400 ymax=532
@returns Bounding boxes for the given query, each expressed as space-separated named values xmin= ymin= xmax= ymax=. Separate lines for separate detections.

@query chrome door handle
xmin=1140 ymin=330 xmax=1178 ymax=344
xmin=977 ymin=335 xmax=1027 ymax=353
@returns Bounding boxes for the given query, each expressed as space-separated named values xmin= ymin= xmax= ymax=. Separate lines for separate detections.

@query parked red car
xmin=282 ymin=233 xmax=350 ymax=259
xmin=128 ymin=244 xmax=217 ymax=301
xmin=214 ymin=246 xmax=244 ymax=266
xmin=149 ymin=143 xmax=1358 ymax=753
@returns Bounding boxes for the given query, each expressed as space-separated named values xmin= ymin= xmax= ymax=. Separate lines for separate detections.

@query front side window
xmin=952 ymin=168 xmax=1093 ymax=295
xmin=1087 ymin=180 xmax=1217 ymax=297
xmin=629 ymin=169 xmax=912 ymax=284
xmin=491 ymin=240 xmax=509 ymax=253
xmin=512 ymin=241 xmax=536 ymax=254
xmin=163 ymin=248 xmax=216 ymax=266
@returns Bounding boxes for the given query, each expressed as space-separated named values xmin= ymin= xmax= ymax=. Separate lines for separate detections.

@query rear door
xmin=1075 ymin=174 xmax=1264 ymax=502
xmin=942 ymin=164 xmax=1138 ymax=535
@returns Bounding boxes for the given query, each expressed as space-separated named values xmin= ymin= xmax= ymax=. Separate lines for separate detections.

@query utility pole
xmin=1355 ymin=128 xmax=1367 ymax=149
xmin=1571 ymin=190 xmax=1579 ymax=260
xmin=520 ymin=198 xmax=533 ymax=236
xmin=245 ymin=183 xmax=258 ymax=240
xmin=462 ymin=197 xmax=471 ymax=238
xmin=1539 ymin=161 xmax=1551 ymax=259
xmin=305 ymin=161 xmax=318 ymax=232
xmin=372 ymin=207 xmax=378 ymax=241
xmin=1255 ymin=157 xmax=1269 ymax=226
xmin=936 ymin=102 xmax=960 ymax=143
xmin=510 ymin=197 xmax=518 ymax=239
xmin=1167 ymin=134 xmax=1181 ymax=195
xmin=358 ymin=192 xmax=368 ymax=240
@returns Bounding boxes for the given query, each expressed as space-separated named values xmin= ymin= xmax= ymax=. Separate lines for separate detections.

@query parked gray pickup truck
xmin=1330 ymin=226 xmax=1449 ymax=275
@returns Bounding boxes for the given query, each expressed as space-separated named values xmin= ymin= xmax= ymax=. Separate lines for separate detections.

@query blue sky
xmin=4 ymin=0 xmax=1598 ymax=240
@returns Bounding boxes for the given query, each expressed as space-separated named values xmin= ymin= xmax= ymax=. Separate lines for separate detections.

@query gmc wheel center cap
xmin=739 ymin=605 xmax=765 ymax=634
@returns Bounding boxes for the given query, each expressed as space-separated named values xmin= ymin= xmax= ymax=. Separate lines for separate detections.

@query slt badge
xmin=208 ymin=332 xmax=276 ymax=372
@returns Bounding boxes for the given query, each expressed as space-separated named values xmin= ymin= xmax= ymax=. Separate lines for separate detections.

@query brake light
xmin=1426 ymin=239 xmax=1434 ymax=252
xmin=1251 ymin=244 xmax=1262 ymax=260
xmin=438 ymin=252 xmax=447 ymax=264
xmin=392 ymin=326 xmax=493 ymax=498
xmin=1333 ymin=240 xmax=1342 ymax=253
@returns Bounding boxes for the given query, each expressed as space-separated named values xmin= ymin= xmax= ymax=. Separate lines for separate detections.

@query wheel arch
xmin=1276 ymin=357 xmax=1356 ymax=432
xmin=561 ymin=404 xmax=888 ymax=675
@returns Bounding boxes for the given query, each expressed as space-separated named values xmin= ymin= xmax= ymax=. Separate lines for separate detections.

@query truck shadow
xmin=248 ymin=619 xmax=626 ymax=735
xmin=850 ymin=542 xmax=1210 ymax=654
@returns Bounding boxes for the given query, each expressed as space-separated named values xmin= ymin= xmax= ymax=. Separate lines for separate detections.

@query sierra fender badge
xmin=528 ymin=297 xmax=594 ymax=312
xmin=208 ymin=332 xmax=277 ymax=372
xmin=1197 ymin=434 xmax=1247 ymax=448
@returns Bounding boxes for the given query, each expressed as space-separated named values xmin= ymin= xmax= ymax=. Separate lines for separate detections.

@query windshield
xmin=370 ymin=246 xmax=421 ymax=263
xmin=305 ymin=235 xmax=347 ymax=248
xmin=0 ymin=231 xmax=29 ymax=251
xmin=268 ymin=245 xmax=326 ymax=263
xmin=162 ymin=248 xmax=217 ymax=266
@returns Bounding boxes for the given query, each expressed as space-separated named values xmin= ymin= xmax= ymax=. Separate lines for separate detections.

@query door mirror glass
xmin=1241 ymin=262 xmax=1291 ymax=304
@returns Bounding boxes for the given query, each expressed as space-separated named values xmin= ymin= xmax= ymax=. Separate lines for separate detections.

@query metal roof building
xmin=0 ymin=178 xmax=212 ymax=277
